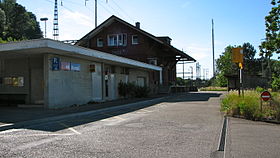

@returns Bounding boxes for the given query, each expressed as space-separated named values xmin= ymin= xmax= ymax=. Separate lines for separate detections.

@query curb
xmin=0 ymin=96 xmax=168 ymax=132
xmin=229 ymin=115 xmax=280 ymax=125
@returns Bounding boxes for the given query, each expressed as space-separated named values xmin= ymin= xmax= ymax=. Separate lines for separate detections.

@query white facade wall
xmin=44 ymin=54 xmax=150 ymax=108
xmin=128 ymin=69 xmax=149 ymax=87
xmin=45 ymin=54 xmax=93 ymax=108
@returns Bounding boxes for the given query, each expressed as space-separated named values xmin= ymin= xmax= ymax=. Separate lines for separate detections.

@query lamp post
xmin=40 ymin=17 xmax=48 ymax=38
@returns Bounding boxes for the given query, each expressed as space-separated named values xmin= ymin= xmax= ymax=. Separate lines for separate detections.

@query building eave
xmin=0 ymin=39 xmax=162 ymax=71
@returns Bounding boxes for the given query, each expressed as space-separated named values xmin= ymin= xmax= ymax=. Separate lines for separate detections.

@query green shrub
xmin=272 ymin=75 xmax=280 ymax=91
xmin=222 ymin=90 xmax=280 ymax=121
xmin=118 ymin=82 xmax=127 ymax=97
xmin=221 ymin=91 xmax=262 ymax=120
xmin=255 ymin=86 xmax=265 ymax=93
xmin=200 ymin=86 xmax=228 ymax=91
xmin=118 ymin=82 xmax=150 ymax=98
xmin=134 ymin=86 xmax=150 ymax=98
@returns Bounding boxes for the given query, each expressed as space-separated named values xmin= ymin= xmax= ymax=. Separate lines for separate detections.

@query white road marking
xmin=0 ymin=123 xmax=13 ymax=128
xmin=0 ymin=129 xmax=24 ymax=134
xmin=0 ymin=133 xmax=75 ymax=137
xmin=139 ymin=109 xmax=152 ymax=113
xmin=59 ymin=123 xmax=81 ymax=135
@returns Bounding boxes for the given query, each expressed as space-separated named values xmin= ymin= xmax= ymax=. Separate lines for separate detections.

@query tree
xmin=0 ymin=0 xmax=42 ymax=40
xmin=242 ymin=43 xmax=262 ymax=75
xmin=215 ymin=46 xmax=237 ymax=87
xmin=216 ymin=45 xmax=237 ymax=75
xmin=215 ymin=43 xmax=261 ymax=87
xmin=243 ymin=42 xmax=256 ymax=60
xmin=0 ymin=8 xmax=5 ymax=37
xmin=271 ymin=60 xmax=280 ymax=91
xmin=260 ymin=0 xmax=280 ymax=58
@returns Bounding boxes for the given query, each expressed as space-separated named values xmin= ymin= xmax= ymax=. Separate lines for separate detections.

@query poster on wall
xmin=18 ymin=77 xmax=24 ymax=87
xmin=12 ymin=77 xmax=18 ymax=86
xmin=71 ymin=63 xmax=81 ymax=71
xmin=52 ymin=57 xmax=60 ymax=71
xmin=4 ymin=77 xmax=12 ymax=85
xmin=61 ymin=62 xmax=70 ymax=71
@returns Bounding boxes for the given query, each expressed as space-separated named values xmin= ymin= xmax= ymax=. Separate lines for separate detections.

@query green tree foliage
xmin=243 ymin=42 xmax=256 ymax=60
xmin=0 ymin=8 xmax=5 ymax=35
xmin=215 ymin=46 xmax=236 ymax=87
xmin=260 ymin=0 xmax=280 ymax=58
xmin=242 ymin=43 xmax=262 ymax=75
xmin=0 ymin=0 xmax=42 ymax=41
xmin=271 ymin=60 xmax=280 ymax=91
xmin=216 ymin=46 xmax=237 ymax=75
xmin=215 ymin=43 xmax=261 ymax=87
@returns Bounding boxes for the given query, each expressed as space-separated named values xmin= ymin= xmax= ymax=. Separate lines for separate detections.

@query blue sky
xmin=17 ymin=0 xmax=273 ymax=79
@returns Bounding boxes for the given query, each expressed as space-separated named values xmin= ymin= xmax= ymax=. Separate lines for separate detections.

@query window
xmin=132 ymin=35 xmax=139 ymax=45
xmin=97 ymin=38 xmax=103 ymax=47
xmin=148 ymin=58 xmax=157 ymax=65
xmin=108 ymin=34 xmax=127 ymax=46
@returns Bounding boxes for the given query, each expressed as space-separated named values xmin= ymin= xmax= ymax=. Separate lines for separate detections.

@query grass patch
xmin=221 ymin=90 xmax=280 ymax=121
xmin=200 ymin=86 xmax=228 ymax=91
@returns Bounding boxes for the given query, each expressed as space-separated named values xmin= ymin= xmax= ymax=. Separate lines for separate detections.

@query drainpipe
xmin=101 ymin=62 xmax=105 ymax=101
xmin=28 ymin=56 xmax=32 ymax=104
xmin=159 ymin=70 xmax=163 ymax=85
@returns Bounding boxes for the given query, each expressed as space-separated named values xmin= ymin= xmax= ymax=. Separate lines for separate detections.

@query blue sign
xmin=71 ymin=63 xmax=81 ymax=71
xmin=52 ymin=57 xmax=60 ymax=71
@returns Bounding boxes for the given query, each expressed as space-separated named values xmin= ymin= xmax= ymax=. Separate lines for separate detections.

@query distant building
xmin=75 ymin=15 xmax=195 ymax=88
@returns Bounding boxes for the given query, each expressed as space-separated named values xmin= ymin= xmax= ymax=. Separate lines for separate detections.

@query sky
xmin=16 ymin=0 xmax=274 ymax=79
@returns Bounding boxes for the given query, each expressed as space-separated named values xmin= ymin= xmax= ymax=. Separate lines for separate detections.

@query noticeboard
xmin=61 ymin=62 xmax=71 ymax=71
xmin=71 ymin=63 xmax=81 ymax=71
xmin=52 ymin=57 xmax=60 ymax=71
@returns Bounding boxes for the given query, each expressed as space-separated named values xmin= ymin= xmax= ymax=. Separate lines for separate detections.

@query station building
xmin=0 ymin=39 xmax=162 ymax=108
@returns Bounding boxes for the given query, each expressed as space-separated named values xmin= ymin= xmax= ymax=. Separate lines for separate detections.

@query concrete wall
xmin=91 ymin=62 xmax=102 ymax=101
xmin=128 ymin=69 xmax=149 ymax=86
xmin=0 ymin=54 xmax=152 ymax=108
xmin=45 ymin=54 xmax=93 ymax=108
xmin=101 ymin=66 xmax=150 ymax=100
xmin=0 ymin=55 xmax=43 ymax=104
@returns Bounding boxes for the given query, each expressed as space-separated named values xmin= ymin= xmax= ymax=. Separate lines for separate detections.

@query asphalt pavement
xmin=225 ymin=117 xmax=280 ymax=158
xmin=0 ymin=91 xmax=279 ymax=158
xmin=0 ymin=92 xmax=224 ymax=158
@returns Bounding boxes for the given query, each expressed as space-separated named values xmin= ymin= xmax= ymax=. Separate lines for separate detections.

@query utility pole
xmin=95 ymin=0 xmax=97 ymax=28
xmin=212 ymin=19 xmax=215 ymax=77
xmin=86 ymin=0 xmax=108 ymax=28
xmin=182 ymin=61 xmax=185 ymax=79
xmin=190 ymin=66 xmax=193 ymax=80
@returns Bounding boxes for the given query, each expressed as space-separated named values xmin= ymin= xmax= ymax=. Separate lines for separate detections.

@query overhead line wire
xmin=110 ymin=0 xmax=135 ymax=22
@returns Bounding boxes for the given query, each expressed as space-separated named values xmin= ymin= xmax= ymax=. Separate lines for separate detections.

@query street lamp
xmin=40 ymin=17 xmax=48 ymax=38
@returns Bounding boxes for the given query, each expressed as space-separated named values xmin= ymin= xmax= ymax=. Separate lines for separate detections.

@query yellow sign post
xmin=232 ymin=48 xmax=244 ymax=64
xmin=232 ymin=47 xmax=244 ymax=97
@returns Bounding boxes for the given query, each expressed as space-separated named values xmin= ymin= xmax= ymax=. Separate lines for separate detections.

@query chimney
xmin=135 ymin=22 xmax=140 ymax=29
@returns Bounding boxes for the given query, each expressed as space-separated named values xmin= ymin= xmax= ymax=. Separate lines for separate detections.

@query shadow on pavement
xmin=0 ymin=92 xmax=224 ymax=132
xmin=2 ymin=101 xmax=160 ymax=132
xmin=166 ymin=92 xmax=223 ymax=102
